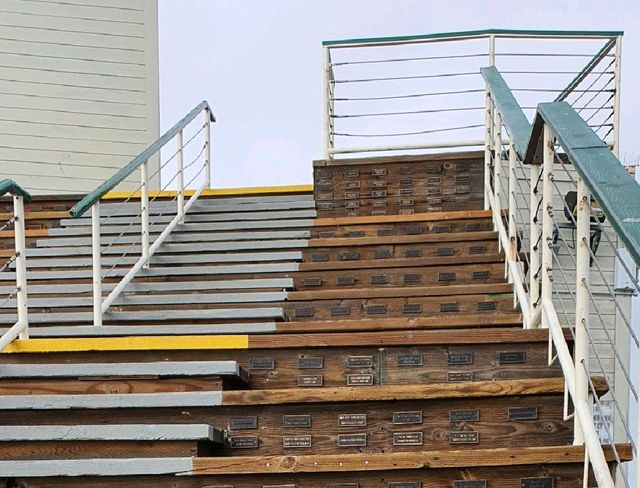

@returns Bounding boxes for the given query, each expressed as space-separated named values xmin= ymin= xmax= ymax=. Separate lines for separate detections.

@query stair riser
xmin=312 ymin=219 xmax=494 ymax=239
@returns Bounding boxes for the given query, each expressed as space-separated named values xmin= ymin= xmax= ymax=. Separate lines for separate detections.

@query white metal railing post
xmin=529 ymin=162 xmax=542 ymax=328
xmin=483 ymin=97 xmax=493 ymax=210
xmin=323 ymin=45 xmax=333 ymax=159
xmin=540 ymin=125 xmax=554 ymax=329
xmin=507 ymin=138 xmax=517 ymax=288
xmin=177 ymin=129 xmax=185 ymax=222
xmin=204 ymin=109 xmax=211 ymax=188
xmin=140 ymin=160 xmax=150 ymax=268
xmin=493 ymin=110 xmax=503 ymax=243
xmin=12 ymin=194 xmax=28 ymax=339
xmin=574 ymin=176 xmax=591 ymax=445
xmin=91 ymin=203 xmax=102 ymax=327
xmin=612 ymin=35 xmax=622 ymax=158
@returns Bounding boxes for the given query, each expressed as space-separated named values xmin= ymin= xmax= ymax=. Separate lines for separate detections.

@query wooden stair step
xmin=298 ymin=253 xmax=504 ymax=271
xmin=308 ymin=230 xmax=497 ymax=247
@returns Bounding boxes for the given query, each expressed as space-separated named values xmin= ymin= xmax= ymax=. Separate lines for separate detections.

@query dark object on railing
xmin=68 ymin=101 xmax=215 ymax=219
xmin=0 ymin=179 xmax=32 ymax=202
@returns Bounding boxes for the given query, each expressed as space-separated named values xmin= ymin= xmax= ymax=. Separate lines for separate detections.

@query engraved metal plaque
xmin=469 ymin=245 xmax=486 ymax=255
xmin=450 ymin=409 xmax=480 ymax=422
xmin=346 ymin=181 xmax=361 ymax=189
xmin=372 ymin=180 xmax=387 ymax=188
xmin=303 ymin=277 xmax=322 ymax=287
xmin=440 ymin=302 xmax=459 ymax=313
xmin=393 ymin=411 xmax=423 ymax=425
xmin=345 ymin=169 xmax=359 ymax=178
xmin=448 ymin=353 xmax=474 ymax=365
xmin=371 ymin=274 xmax=389 ymax=284
xmin=317 ymin=202 xmax=333 ymax=211
xmin=317 ymin=192 xmax=333 ymax=201
xmin=283 ymin=414 xmax=312 ymax=428
xmin=456 ymin=185 xmax=471 ymax=194
xmin=427 ymin=176 xmax=442 ymax=184
xmin=437 ymin=247 xmax=454 ymax=256
xmin=378 ymin=228 xmax=394 ymax=236
xmin=295 ymin=307 xmax=314 ymax=318
xmin=229 ymin=416 xmax=258 ymax=430
xmin=465 ymin=223 xmax=483 ymax=232
xmin=229 ymin=435 xmax=259 ymax=449
xmin=388 ymin=483 xmax=421 ymax=488
xmin=365 ymin=305 xmax=387 ymax=314
xmin=427 ymin=187 xmax=442 ymax=195
xmin=375 ymin=250 xmax=393 ymax=259
xmin=331 ymin=306 xmax=351 ymax=316
xmin=283 ymin=435 xmax=312 ymax=448
xmin=449 ymin=431 xmax=479 ymax=444
xmin=399 ymin=208 xmax=415 ymax=215
xmin=404 ymin=249 xmax=422 ymax=258
xmin=346 ymin=231 xmax=365 ymax=237
xmin=403 ymin=273 xmax=422 ymax=285
xmin=455 ymin=175 xmax=471 ymax=183
xmin=521 ymin=478 xmax=554 ymax=488
xmin=319 ymin=231 xmax=335 ymax=238
xmin=393 ymin=432 xmax=423 ymax=446
xmin=500 ymin=351 xmax=527 ymax=364
xmin=406 ymin=226 xmax=424 ymax=235
xmin=338 ymin=414 xmax=367 ymax=427
xmin=298 ymin=357 xmax=324 ymax=369
xmin=336 ymin=277 xmax=356 ymax=286
xmin=426 ymin=164 xmax=442 ymax=174
xmin=347 ymin=356 xmax=374 ymax=368
xmin=297 ymin=375 xmax=324 ymax=387
xmin=327 ymin=484 xmax=359 ymax=488
xmin=477 ymin=301 xmax=497 ymax=311
xmin=344 ymin=191 xmax=360 ymax=200
xmin=398 ymin=354 xmax=423 ymax=366
xmin=438 ymin=272 xmax=456 ymax=282
xmin=472 ymin=271 xmax=490 ymax=280
xmin=316 ymin=169 xmax=332 ymax=178
xmin=372 ymin=190 xmax=388 ymax=198
xmin=372 ymin=168 xmax=387 ymax=176
xmin=347 ymin=374 xmax=374 ymax=386
xmin=400 ymin=178 xmax=413 ymax=186
xmin=337 ymin=433 xmax=367 ymax=447
xmin=453 ymin=481 xmax=487 ymax=488
xmin=341 ymin=251 xmax=360 ymax=261
xmin=448 ymin=372 xmax=474 ymax=382
xmin=508 ymin=407 xmax=538 ymax=421
xmin=434 ymin=225 xmax=453 ymax=233
xmin=249 ymin=358 xmax=275 ymax=370
xmin=311 ymin=253 xmax=329 ymax=262
xmin=400 ymin=189 xmax=413 ymax=196
xmin=399 ymin=198 xmax=415 ymax=206
xmin=402 ymin=304 xmax=422 ymax=314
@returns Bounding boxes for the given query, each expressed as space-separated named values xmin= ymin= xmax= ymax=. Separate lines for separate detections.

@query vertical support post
xmin=204 ymin=109 xmax=211 ymax=189
xmin=493 ymin=110 xmax=503 ymax=241
xmin=12 ymin=195 xmax=28 ymax=339
xmin=612 ymin=36 xmax=622 ymax=158
xmin=529 ymin=163 xmax=542 ymax=328
xmin=140 ymin=160 xmax=150 ymax=268
xmin=507 ymin=138 xmax=518 ymax=288
xmin=540 ymin=125 xmax=554 ymax=329
xmin=483 ymin=96 xmax=493 ymax=210
xmin=574 ymin=176 xmax=591 ymax=445
xmin=91 ymin=203 xmax=102 ymax=327
xmin=323 ymin=46 xmax=333 ymax=160
xmin=488 ymin=34 xmax=496 ymax=66
xmin=177 ymin=129 xmax=185 ymax=222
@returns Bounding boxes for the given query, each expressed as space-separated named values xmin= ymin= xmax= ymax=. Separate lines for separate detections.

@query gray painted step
xmin=60 ymin=209 xmax=316 ymax=227
xmin=38 ymin=230 xmax=311 ymax=248
xmin=0 ymin=458 xmax=192 ymax=476
xmin=0 ymin=361 xmax=247 ymax=381
xmin=0 ymin=323 xmax=277 ymax=337
xmin=0 ymin=262 xmax=298 ymax=282
xmin=0 ymin=291 xmax=287 ymax=308
xmin=0 ymin=307 xmax=286 ymax=324
xmin=0 ymin=278 xmax=293 ymax=296
xmin=47 ymin=218 xmax=312 ymax=237
xmin=20 ymin=251 xmax=303 ymax=269
xmin=0 ymin=391 xmax=223 ymax=410
xmin=0 ymin=424 xmax=224 ymax=443
xmin=27 ymin=239 xmax=308 ymax=258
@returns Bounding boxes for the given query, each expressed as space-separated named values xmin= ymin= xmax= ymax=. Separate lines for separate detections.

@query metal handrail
xmin=0 ymin=180 xmax=31 ymax=350
xmin=69 ymin=101 xmax=215 ymax=219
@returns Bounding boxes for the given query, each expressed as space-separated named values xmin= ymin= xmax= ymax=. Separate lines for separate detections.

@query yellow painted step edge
xmin=2 ymin=335 xmax=249 ymax=353
xmin=104 ymin=185 xmax=313 ymax=200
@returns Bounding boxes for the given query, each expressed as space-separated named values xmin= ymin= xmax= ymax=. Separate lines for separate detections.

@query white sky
xmin=158 ymin=0 xmax=640 ymax=189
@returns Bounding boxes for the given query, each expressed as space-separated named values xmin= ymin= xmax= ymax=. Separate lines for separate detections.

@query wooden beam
xmin=298 ymin=253 xmax=503 ymax=271
xmin=308 ymin=231 xmax=498 ymax=247
xmin=314 ymin=209 xmax=492 ymax=227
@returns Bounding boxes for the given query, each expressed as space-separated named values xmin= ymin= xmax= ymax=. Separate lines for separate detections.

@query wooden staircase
xmin=0 ymin=154 xmax=630 ymax=486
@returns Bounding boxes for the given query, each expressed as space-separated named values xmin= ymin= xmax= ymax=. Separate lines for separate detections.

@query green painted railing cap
xmin=323 ymin=28 xmax=623 ymax=46
xmin=69 ymin=100 xmax=215 ymax=218
xmin=0 ymin=179 xmax=32 ymax=203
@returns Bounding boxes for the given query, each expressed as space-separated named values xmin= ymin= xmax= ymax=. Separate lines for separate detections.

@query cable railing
xmin=323 ymin=29 xmax=623 ymax=160
xmin=483 ymin=66 xmax=638 ymax=487
xmin=0 ymin=180 xmax=30 ymax=351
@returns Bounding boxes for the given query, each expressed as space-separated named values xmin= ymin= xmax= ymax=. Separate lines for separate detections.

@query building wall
xmin=0 ymin=0 xmax=159 ymax=195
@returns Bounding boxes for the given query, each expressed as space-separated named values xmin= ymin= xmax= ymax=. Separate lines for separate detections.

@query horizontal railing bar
xmin=333 ymin=88 xmax=485 ymax=102
xmin=332 ymin=72 xmax=479 ymax=84
xmin=328 ymin=139 xmax=485 ymax=155
xmin=333 ymin=124 xmax=484 ymax=138
xmin=0 ymin=179 xmax=31 ymax=202
xmin=332 ymin=107 xmax=484 ymax=118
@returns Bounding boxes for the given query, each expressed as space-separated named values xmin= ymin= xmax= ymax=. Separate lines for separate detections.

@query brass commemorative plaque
xmin=448 ymin=372 xmax=474 ymax=382
xmin=298 ymin=356 xmax=324 ymax=369
xmin=449 ymin=410 xmax=479 ymax=422
xmin=283 ymin=435 xmax=312 ymax=448
xmin=283 ymin=414 xmax=312 ymax=428
xmin=229 ymin=435 xmax=259 ymax=449
xmin=449 ymin=431 xmax=479 ymax=444
xmin=297 ymin=375 xmax=323 ymax=387
xmin=521 ymin=478 xmax=554 ymax=488
xmin=393 ymin=411 xmax=423 ymax=425
xmin=229 ymin=416 xmax=258 ymax=430
xmin=508 ymin=407 xmax=538 ymax=421
xmin=392 ymin=432 xmax=423 ymax=446
xmin=249 ymin=358 xmax=275 ymax=370
xmin=338 ymin=414 xmax=367 ymax=427
xmin=346 ymin=356 xmax=374 ymax=368
xmin=397 ymin=354 xmax=423 ymax=367
xmin=499 ymin=351 xmax=526 ymax=364
xmin=337 ymin=433 xmax=367 ymax=447
xmin=347 ymin=374 xmax=374 ymax=386
xmin=453 ymin=481 xmax=487 ymax=488
xmin=447 ymin=353 xmax=473 ymax=365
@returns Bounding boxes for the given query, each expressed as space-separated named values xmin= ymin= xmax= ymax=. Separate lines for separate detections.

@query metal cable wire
xmin=0 ymin=217 xmax=15 ymax=233
xmin=575 ymin=76 xmax=615 ymax=116
xmin=0 ymin=254 xmax=17 ymax=274
xmin=330 ymin=52 xmax=488 ymax=66
xmin=0 ymin=287 xmax=18 ymax=309
xmin=332 ymin=88 xmax=485 ymax=102
xmin=332 ymin=106 xmax=485 ymax=118
xmin=568 ymin=59 xmax=615 ymax=107
xmin=333 ymin=123 xmax=484 ymax=138
xmin=582 ymin=93 xmax=615 ymax=123
xmin=332 ymin=71 xmax=479 ymax=84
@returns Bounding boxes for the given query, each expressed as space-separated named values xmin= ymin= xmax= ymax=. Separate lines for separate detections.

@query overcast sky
xmin=158 ymin=0 xmax=640 ymax=189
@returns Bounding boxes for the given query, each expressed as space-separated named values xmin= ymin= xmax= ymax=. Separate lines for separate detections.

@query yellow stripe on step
xmin=2 ymin=335 xmax=249 ymax=353
xmin=104 ymin=185 xmax=313 ymax=200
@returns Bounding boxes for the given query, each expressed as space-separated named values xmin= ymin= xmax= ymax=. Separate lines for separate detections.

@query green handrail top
xmin=322 ymin=28 xmax=623 ymax=46
xmin=0 ymin=179 xmax=32 ymax=203
xmin=69 ymin=100 xmax=215 ymax=219
xmin=480 ymin=67 xmax=532 ymax=159
xmin=527 ymin=102 xmax=640 ymax=267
